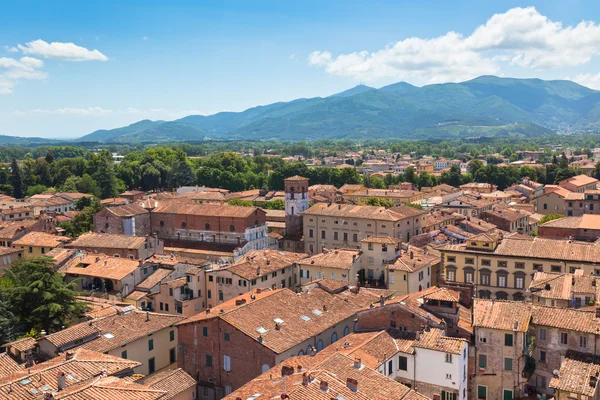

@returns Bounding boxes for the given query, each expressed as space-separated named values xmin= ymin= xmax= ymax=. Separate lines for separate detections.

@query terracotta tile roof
xmin=54 ymin=375 xmax=167 ymax=399
xmin=136 ymin=268 xmax=174 ymax=291
xmin=482 ymin=206 xmax=531 ymax=222
xmin=224 ymin=352 xmax=428 ymax=400
xmin=303 ymin=203 xmax=418 ymax=222
xmin=143 ymin=368 xmax=196 ymax=399
xmin=59 ymin=311 xmax=184 ymax=353
xmin=309 ymin=184 xmax=338 ymax=191
xmin=0 ymin=220 xmax=38 ymax=241
xmin=387 ymin=247 xmax=440 ymax=272
xmin=549 ymin=350 xmax=600 ymax=396
xmin=360 ymin=236 xmax=402 ymax=244
xmin=531 ymin=306 xmax=600 ymax=334
xmin=125 ymin=290 xmax=149 ymax=301
xmin=560 ymin=174 xmax=599 ymax=188
xmin=105 ymin=203 xmax=149 ymax=217
xmin=0 ymin=246 xmax=21 ymax=256
xmin=69 ymin=232 xmax=147 ymax=250
xmin=0 ymin=353 xmax=21 ymax=378
xmin=12 ymin=232 xmax=69 ymax=248
xmin=472 ymin=299 xmax=531 ymax=332
xmin=165 ymin=277 xmax=187 ymax=288
xmin=313 ymin=279 xmax=351 ymax=293
xmin=541 ymin=214 xmax=600 ymax=230
xmin=413 ymin=328 xmax=467 ymax=355
xmin=43 ymin=322 xmax=101 ymax=349
xmin=421 ymin=287 xmax=460 ymax=302
xmin=62 ymin=254 xmax=141 ymax=281
xmin=0 ymin=349 xmax=141 ymax=399
xmin=152 ymin=202 xmax=263 ymax=218
xmin=100 ymin=197 xmax=129 ymax=206
xmin=226 ymin=249 xmax=307 ymax=280
xmin=284 ymin=175 xmax=309 ymax=181
xmin=2 ymin=337 xmax=37 ymax=353
xmin=530 ymin=272 xmax=597 ymax=301
xmin=297 ymin=248 xmax=360 ymax=271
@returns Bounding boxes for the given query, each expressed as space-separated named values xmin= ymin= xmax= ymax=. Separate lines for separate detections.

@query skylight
xmin=19 ymin=378 xmax=31 ymax=385
xmin=256 ymin=327 xmax=268 ymax=334
xmin=247 ymin=394 xmax=262 ymax=400
xmin=312 ymin=309 xmax=323 ymax=316
xmin=273 ymin=318 xmax=284 ymax=324
xmin=301 ymin=315 xmax=311 ymax=321
xmin=103 ymin=332 xmax=115 ymax=339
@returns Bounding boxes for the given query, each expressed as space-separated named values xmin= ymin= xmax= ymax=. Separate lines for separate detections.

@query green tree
xmin=0 ymin=288 xmax=15 ymax=345
xmin=10 ymin=158 xmax=23 ymax=199
xmin=1 ymin=257 xmax=86 ymax=333
xmin=26 ymin=184 xmax=48 ymax=197
xmin=44 ymin=151 xmax=54 ymax=164
xmin=93 ymin=153 xmax=118 ymax=198
xmin=539 ymin=214 xmax=564 ymax=225
xmin=592 ymin=162 xmax=600 ymax=181
xmin=364 ymin=197 xmax=394 ymax=207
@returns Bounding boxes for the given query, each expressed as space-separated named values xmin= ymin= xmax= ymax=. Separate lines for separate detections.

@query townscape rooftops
xmin=53 ymin=376 xmax=167 ymax=400
xmin=226 ymin=249 xmax=307 ymax=280
xmin=62 ymin=254 xmax=141 ymax=281
xmin=297 ymin=248 xmax=360 ymax=271
xmin=387 ymin=247 xmax=440 ymax=272
xmin=549 ymin=350 xmax=600 ymax=396
xmin=142 ymin=368 xmax=196 ymax=400
xmin=2 ymin=336 xmax=37 ymax=353
xmin=472 ymin=299 xmax=531 ymax=332
xmin=0 ymin=353 xmax=21 ymax=378
xmin=152 ymin=201 xmax=263 ymax=218
xmin=104 ymin=203 xmax=149 ymax=217
xmin=529 ymin=271 xmax=597 ymax=301
xmin=68 ymin=232 xmax=147 ymax=250
xmin=12 ymin=231 xmax=69 ymax=248
xmin=303 ymin=203 xmax=421 ymax=221
xmin=540 ymin=214 xmax=600 ymax=230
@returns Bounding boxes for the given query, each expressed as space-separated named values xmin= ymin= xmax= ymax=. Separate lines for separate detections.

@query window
xmin=229 ymin=224 xmax=235 ymax=232
xmin=333 ymin=232 xmax=338 ymax=241
xmin=121 ymin=350 xmax=127 ymax=359
xmin=447 ymin=256 xmax=456 ymax=263
xmin=543 ymin=203 xmax=548 ymax=210
xmin=390 ymin=275 xmax=395 ymax=284
xmin=445 ymin=353 xmax=453 ymax=363
xmin=580 ymin=336 xmax=587 ymax=348
xmin=539 ymin=328 xmax=546 ymax=341
xmin=169 ymin=330 xmax=175 ymax=342
xmin=446 ymin=270 xmax=456 ymax=282
xmin=465 ymin=271 xmax=474 ymax=283
xmin=316 ymin=339 xmax=323 ymax=351
xmin=497 ymin=261 xmax=507 ymax=268
xmin=504 ymin=358 xmax=513 ymax=371
xmin=561 ymin=332 xmax=568 ymax=345
xmin=539 ymin=350 xmax=546 ymax=363
xmin=479 ymin=354 xmax=487 ymax=369
xmin=503 ymin=390 xmax=513 ymax=400
xmin=551 ymin=265 xmax=561 ymax=273
xmin=498 ymin=275 xmax=507 ymax=287
xmin=309 ymin=229 xmax=314 ymax=238
xmin=148 ymin=357 xmax=155 ymax=374
xmin=169 ymin=288 xmax=173 ymax=296
xmin=343 ymin=232 xmax=348 ymax=241
xmin=261 ymin=364 xmax=270 ymax=373
xmin=399 ymin=356 xmax=408 ymax=371
xmin=331 ymin=332 xmax=338 ymax=343
xmin=515 ymin=262 xmax=525 ymax=269
xmin=206 ymin=354 xmax=212 ymax=367
xmin=223 ymin=355 xmax=231 ymax=371
xmin=207 ymin=290 xmax=212 ymax=299
xmin=481 ymin=259 xmax=491 ymax=266
xmin=170 ymin=347 xmax=176 ymax=364
xmin=344 ymin=326 xmax=350 ymax=336
xmin=203 ymin=327 xmax=208 ymax=337
xmin=445 ymin=373 xmax=452 ymax=380
xmin=481 ymin=273 xmax=490 ymax=286
xmin=504 ymin=333 xmax=513 ymax=347
xmin=205 ymin=223 xmax=210 ymax=230
xmin=515 ymin=276 xmax=524 ymax=289
xmin=219 ymin=291 xmax=224 ymax=301
xmin=224 ymin=332 xmax=230 ymax=342
xmin=478 ymin=386 xmax=487 ymax=400
xmin=148 ymin=339 xmax=154 ymax=351
xmin=353 ymin=233 xmax=358 ymax=242
xmin=465 ymin=258 xmax=474 ymax=265
xmin=321 ymin=230 xmax=326 ymax=239
xmin=181 ymin=221 xmax=187 ymax=229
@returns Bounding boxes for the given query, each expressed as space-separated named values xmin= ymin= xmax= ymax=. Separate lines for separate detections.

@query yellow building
xmin=440 ymin=233 xmax=600 ymax=301
xmin=297 ymin=248 xmax=361 ymax=285
xmin=342 ymin=188 xmax=426 ymax=205
xmin=11 ymin=231 xmax=70 ymax=259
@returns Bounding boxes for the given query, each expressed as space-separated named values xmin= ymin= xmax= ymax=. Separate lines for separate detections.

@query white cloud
xmin=571 ymin=73 xmax=600 ymax=90
xmin=3 ymin=46 xmax=18 ymax=53
xmin=309 ymin=7 xmax=600 ymax=83
xmin=17 ymin=39 xmax=108 ymax=61
xmin=30 ymin=107 xmax=113 ymax=116
xmin=0 ymin=56 xmax=47 ymax=94
xmin=142 ymin=36 xmax=148 ymax=41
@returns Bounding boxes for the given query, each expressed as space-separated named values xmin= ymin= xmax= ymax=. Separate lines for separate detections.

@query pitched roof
xmin=0 ymin=349 xmax=141 ymax=399
xmin=143 ymin=368 xmax=196 ymax=399
xmin=559 ymin=174 xmax=599 ymax=188
xmin=54 ymin=376 xmax=166 ymax=400
xmin=12 ymin=232 xmax=69 ymax=248
xmin=529 ymin=272 xmax=597 ymax=301
xmin=387 ymin=247 xmax=440 ymax=272
xmin=136 ymin=268 xmax=174 ymax=291
xmin=226 ymin=249 xmax=307 ymax=280
xmin=297 ymin=248 xmax=360 ymax=271
xmin=413 ymin=327 xmax=467 ymax=355
xmin=2 ymin=337 xmax=37 ymax=353
xmin=0 ymin=220 xmax=39 ymax=241
xmin=104 ymin=203 xmax=149 ymax=217
xmin=62 ymin=254 xmax=141 ymax=281
xmin=303 ymin=203 xmax=417 ymax=221
xmin=540 ymin=214 xmax=600 ymax=230
xmin=360 ymin=236 xmax=402 ymax=245
xmin=472 ymin=299 xmax=531 ymax=332
xmin=531 ymin=306 xmax=600 ymax=334
xmin=550 ymin=351 xmax=600 ymax=396
xmin=0 ymin=353 xmax=21 ymax=379
xmin=152 ymin=202 xmax=263 ymax=218
xmin=68 ymin=232 xmax=147 ymax=250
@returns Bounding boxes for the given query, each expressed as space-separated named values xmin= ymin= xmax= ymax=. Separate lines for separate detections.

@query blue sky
xmin=1 ymin=0 xmax=600 ymax=138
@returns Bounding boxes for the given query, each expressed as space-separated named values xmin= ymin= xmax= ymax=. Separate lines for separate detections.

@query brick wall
xmin=94 ymin=208 xmax=151 ymax=236
xmin=356 ymin=303 xmax=437 ymax=332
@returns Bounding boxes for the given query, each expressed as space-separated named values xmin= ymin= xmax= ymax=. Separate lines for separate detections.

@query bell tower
xmin=284 ymin=175 xmax=309 ymax=238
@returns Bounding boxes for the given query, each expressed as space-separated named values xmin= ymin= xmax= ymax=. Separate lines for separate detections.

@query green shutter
xmin=478 ymin=386 xmax=487 ymax=399
xmin=503 ymin=390 xmax=512 ymax=400
xmin=504 ymin=333 xmax=513 ymax=347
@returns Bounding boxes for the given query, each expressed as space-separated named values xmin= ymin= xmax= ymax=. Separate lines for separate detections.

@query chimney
xmin=297 ymin=365 xmax=303 ymax=373
xmin=410 ymin=251 xmax=414 ymax=259
xmin=319 ymin=380 xmax=329 ymax=392
xmin=323 ymin=305 xmax=327 ymax=312
xmin=146 ymin=311 xmax=150 ymax=322
xmin=44 ymin=394 xmax=55 ymax=400
xmin=379 ymin=295 xmax=385 ymax=307
xmin=596 ymin=307 xmax=600 ymax=319
xmin=65 ymin=352 xmax=74 ymax=361
xmin=275 ymin=323 xmax=281 ymax=331
xmin=281 ymin=365 xmax=294 ymax=376
xmin=347 ymin=377 xmax=358 ymax=392
xmin=57 ymin=371 xmax=66 ymax=391
xmin=310 ymin=346 xmax=317 ymax=356
xmin=354 ymin=358 xmax=362 ymax=369
xmin=302 ymin=372 xmax=309 ymax=386
xmin=256 ymin=267 xmax=261 ymax=276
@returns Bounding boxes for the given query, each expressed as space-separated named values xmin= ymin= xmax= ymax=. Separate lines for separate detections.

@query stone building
xmin=93 ymin=203 xmax=151 ymax=236
xmin=282 ymin=175 xmax=309 ymax=253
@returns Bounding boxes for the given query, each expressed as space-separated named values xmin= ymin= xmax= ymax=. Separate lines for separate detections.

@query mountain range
xmin=55 ymin=76 xmax=600 ymax=143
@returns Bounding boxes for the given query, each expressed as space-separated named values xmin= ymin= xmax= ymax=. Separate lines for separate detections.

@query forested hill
xmin=78 ymin=75 xmax=599 ymax=143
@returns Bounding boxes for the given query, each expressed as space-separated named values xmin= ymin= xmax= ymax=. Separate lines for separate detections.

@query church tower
xmin=283 ymin=175 xmax=309 ymax=251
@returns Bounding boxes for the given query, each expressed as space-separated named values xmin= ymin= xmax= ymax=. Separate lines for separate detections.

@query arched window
xmin=105 ymin=223 xmax=109 ymax=229
xmin=224 ymin=383 xmax=232 ymax=395
xmin=229 ymin=224 xmax=235 ymax=232
xmin=254 ymin=220 xmax=259 ymax=226
xmin=316 ymin=339 xmax=323 ymax=351
xmin=331 ymin=332 xmax=338 ymax=343
xmin=496 ymin=291 xmax=508 ymax=300
xmin=291 ymin=206 xmax=294 ymax=215
xmin=261 ymin=364 xmax=270 ymax=373
xmin=159 ymin=220 xmax=164 ymax=227
xmin=205 ymin=223 xmax=210 ymax=230
xmin=343 ymin=326 xmax=350 ymax=337
xmin=181 ymin=221 xmax=187 ymax=229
